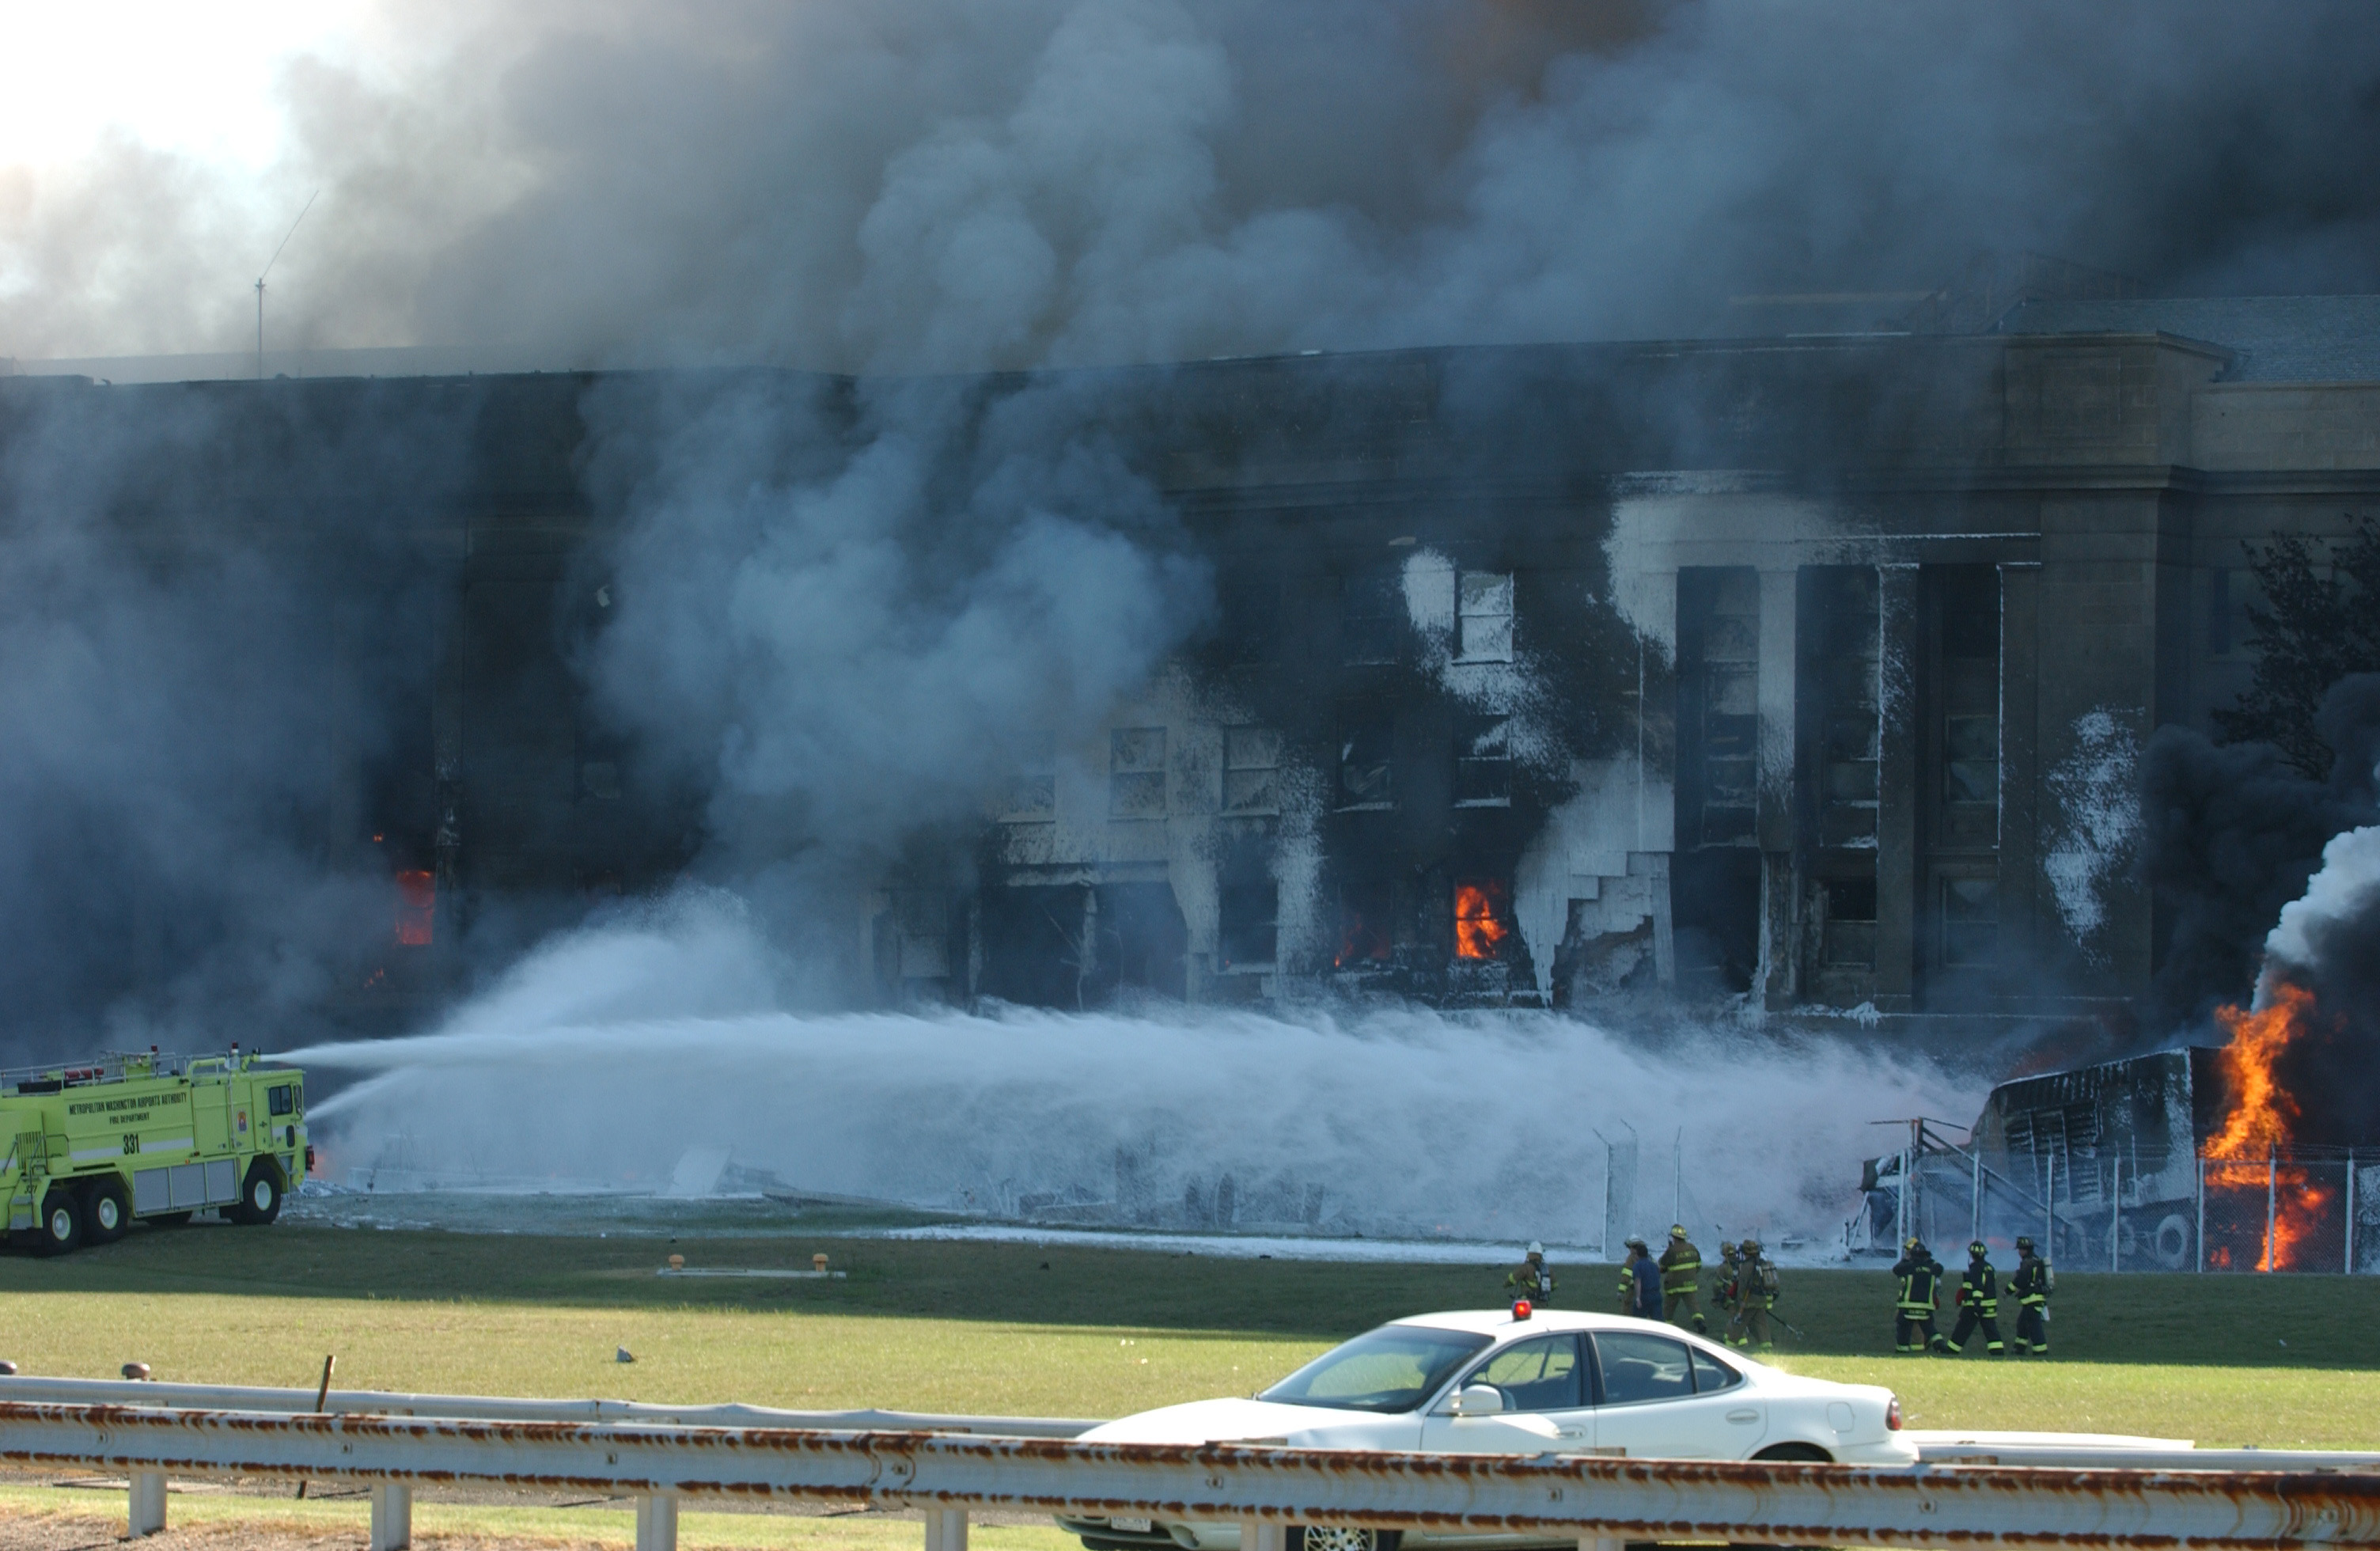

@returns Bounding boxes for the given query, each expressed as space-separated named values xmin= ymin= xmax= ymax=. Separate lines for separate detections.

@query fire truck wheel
xmin=36 ymin=1189 xmax=82 ymax=1256
xmin=81 ymin=1176 xmax=131 ymax=1245
xmin=228 ymin=1161 xmax=282 ymax=1226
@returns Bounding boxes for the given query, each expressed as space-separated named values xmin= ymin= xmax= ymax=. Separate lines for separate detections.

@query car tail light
xmin=1511 ymin=1299 xmax=1532 ymax=1320
xmin=1885 ymin=1396 xmax=1902 ymax=1431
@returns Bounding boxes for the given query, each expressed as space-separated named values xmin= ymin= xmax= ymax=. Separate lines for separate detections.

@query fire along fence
xmin=1859 ymin=1132 xmax=2380 ymax=1274
xmin=6 ymin=1397 xmax=2380 ymax=1551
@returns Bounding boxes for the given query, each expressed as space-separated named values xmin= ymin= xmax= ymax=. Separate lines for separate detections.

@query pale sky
xmin=0 ymin=1 xmax=372 ymax=173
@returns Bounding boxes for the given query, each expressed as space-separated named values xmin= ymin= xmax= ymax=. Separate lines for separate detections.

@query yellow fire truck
xmin=0 ymin=1048 xmax=309 ymax=1253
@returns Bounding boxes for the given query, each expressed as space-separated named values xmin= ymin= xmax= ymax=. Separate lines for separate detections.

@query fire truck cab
xmin=0 ymin=1049 xmax=309 ymax=1254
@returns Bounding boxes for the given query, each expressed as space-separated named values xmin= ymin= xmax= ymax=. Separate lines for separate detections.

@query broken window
xmin=1109 ymin=727 xmax=1167 ymax=818
xmin=395 ymin=870 xmax=435 ymax=947
xmin=1453 ymin=878 xmax=1514 ymax=961
xmin=1801 ymin=567 xmax=1881 ymax=851
xmin=1678 ymin=568 xmax=1760 ymax=845
xmin=1457 ymin=570 xmax=1514 ymax=662
xmin=1941 ymin=876 xmax=1999 ymax=968
xmin=1341 ymin=574 xmax=1403 ymax=665
xmin=1336 ymin=877 xmax=1394 ymax=966
xmin=1218 ymin=881 xmax=1279 ymax=970
xmin=1005 ymin=731 xmax=1057 ymax=819
xmin=1821 ymin=874 xmax=1878 ymax=968
xmin=1222 ymin=726 xmax=1283 ymax=814
xmin=1934 ymin=568 xmax=1999 ymax=849
xmin=1337 ymin=705 xmax=1394 ymax=808
xmin=1453 ymin=712 xmax=1512 ymax=806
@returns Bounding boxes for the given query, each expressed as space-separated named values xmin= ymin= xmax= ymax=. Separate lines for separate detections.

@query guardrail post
xmin=1241 ymin=1519 xmax=1286 ymax=1551
xmin=926 ymin=1507 xmax=969 ymax=1551
xmin=636 ymin=1492 xmax=679 ymax=1551
xmin=370 ymin=1481 xmax=413 ymax=1550
xmin=127 ymin=1469 xmax=166 ymax=1537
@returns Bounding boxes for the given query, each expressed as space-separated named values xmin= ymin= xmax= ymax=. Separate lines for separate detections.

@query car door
xmin=1419 ymin=1333 xmax=1595 ymax=1454
xmin=1586 ymin=1331 xmax=1765 ymax=1458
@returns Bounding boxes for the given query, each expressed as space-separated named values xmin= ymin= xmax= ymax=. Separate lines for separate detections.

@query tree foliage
xmin=2211 ymin=517 xmax=2380 ymax=779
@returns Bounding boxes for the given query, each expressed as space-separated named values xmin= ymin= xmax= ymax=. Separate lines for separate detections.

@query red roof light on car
xmin=1511 ymin=1299 xmax=1532 ymax=1321
xmin=1885 ymin=1396 xmax=1903 ymax=1431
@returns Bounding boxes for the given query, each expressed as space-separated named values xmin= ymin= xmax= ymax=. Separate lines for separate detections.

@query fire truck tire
xmin=36 ymin=1189 xmax=83 ymax=1255
xmin=2154 ymin=1215 xmax=2191 ymax=1269
xmin=228 ymin=1161 xmax=283 ymax=1226
xmin=81 ymin=1176 xmax=131 ymax=1245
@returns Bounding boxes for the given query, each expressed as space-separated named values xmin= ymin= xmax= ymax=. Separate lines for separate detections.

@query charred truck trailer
xmin=1858 ymin=1050 xmax=2380 ymax=1273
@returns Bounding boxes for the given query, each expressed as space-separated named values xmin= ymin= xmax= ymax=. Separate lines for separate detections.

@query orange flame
xmin=1454 ymin=882 xmax=1509 ymax=961
xmin=2207 ymin=982 xmax=2321 ymax=1271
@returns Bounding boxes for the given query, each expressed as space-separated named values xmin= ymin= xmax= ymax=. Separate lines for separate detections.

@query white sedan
xmin=1057 ymin=1307 xmax=1912 ymax=1551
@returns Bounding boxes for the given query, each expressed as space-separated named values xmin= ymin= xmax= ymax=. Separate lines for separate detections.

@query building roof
xmin=1999 ymin=294 xmax=2380 ymax=383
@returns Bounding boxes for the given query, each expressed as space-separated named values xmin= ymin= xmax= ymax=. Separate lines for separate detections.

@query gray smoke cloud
xmin=8 ymin=1 xmax=2380 ymax=370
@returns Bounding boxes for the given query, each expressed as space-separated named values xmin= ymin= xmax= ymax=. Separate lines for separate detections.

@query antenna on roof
xmin=254 ymin=190 xmax=319 ymax=381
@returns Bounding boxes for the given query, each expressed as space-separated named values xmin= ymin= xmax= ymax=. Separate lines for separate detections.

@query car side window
xmin=1593 ymin=1331 xmax=1694 ymax=1405
xmin=1690 ymin=1348 xmax=1742 ymax=1393
xmin=1465 ymin=1334 xmax=1584 ymax=1412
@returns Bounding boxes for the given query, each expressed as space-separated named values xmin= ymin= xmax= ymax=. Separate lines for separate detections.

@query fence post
xmin=127 ymin=1469 xmax=166 ymax=1537
xmin=2266 ymin=1150 xmax=2279 ymax=1274
xmin=927 ymin=1508 xmax=970 ymax=1551
xmin=1971 ymin=1149 xmax=1982 ymax=1242
xmin=2045 ymin=1151 xmax=2056 ymax=1259
xmin=2348 ymin=1151 xmax=2359 ymax=1276
xmin=637 ymin=1492 xmax=678 ymax=1551
xmin=370 ymin=1482 xmax=413 ymax=1551
xmin=2196 ymin=1155 xmax=2205 ymax=1273
xmin=2110 ymin=1156 xmax=2120 ymax=1272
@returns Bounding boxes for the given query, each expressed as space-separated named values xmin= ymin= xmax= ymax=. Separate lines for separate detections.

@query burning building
xmin=4 ymin=271 xmax=2380 ymax=1049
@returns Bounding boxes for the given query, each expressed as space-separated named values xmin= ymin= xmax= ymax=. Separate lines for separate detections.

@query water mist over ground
xmin=286 ymin=898 xmax=1980 ymax=1251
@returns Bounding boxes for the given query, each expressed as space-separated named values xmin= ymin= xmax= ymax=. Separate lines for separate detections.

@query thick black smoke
xmin=0 ymin=378 xmax=465 ymax=1056
xmin=2141 ymin=676 xmax=2380 ymax=1137
xmin=8 ymin=1 xmax=2380 ymax=369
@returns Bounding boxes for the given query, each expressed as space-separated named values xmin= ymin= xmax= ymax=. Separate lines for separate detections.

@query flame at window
xmin=396 ymin=870 xmax=436 ymax=947
xmin=1454 ymin=879 xmax=1510 ymax=961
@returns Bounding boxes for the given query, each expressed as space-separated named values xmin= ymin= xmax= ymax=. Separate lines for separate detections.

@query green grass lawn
xmin=0 ymin=1223 xmax=2371 ymax=1446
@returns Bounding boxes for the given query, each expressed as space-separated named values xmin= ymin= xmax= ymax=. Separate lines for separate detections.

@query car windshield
xmin=1260 ymin=1325 xmax=1494 ymax=1414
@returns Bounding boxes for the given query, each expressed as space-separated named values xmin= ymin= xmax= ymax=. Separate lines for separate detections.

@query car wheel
xmin=227 ymin=1161 xmax=282 ymax=1226
xmin=36 ymin=1189 xmax=82 ymax=1256
xmin=1752 ymin=1443 xmax=1832 ymax=1462
xmin=1290 ymin=1529 xmax=1400 ymax=1551
xmin=81 ymin=1176 xmax=132 ymax=1245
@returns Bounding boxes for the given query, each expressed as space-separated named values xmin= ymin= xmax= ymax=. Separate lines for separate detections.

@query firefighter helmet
xmin=1669 ymin=1223 xmax=1688 ymax=1238
xmin=1624 ymin=1234 xmax=1647 ymax=1250
xmin=1969 ymin=1240 xmax=1988 ymax=1259
xmin=2016 ymin=1235 xmax=2036 ymax=1253
xmin=1741 ymin=1237 xmax=1762 ymax=1254
xmin=1526 ymin=1240 xmax=1544 ymax=1256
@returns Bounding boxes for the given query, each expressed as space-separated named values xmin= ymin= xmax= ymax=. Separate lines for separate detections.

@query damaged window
xmin=1457 ymin=570 xmax=1514 ymax=662
xmin=1453 ymin=713 xmax=1512 ymax=806
xmin=1681 ymin=568 xmax=1760 ymax=845
xmin=1219 ymin=881 xmax=1279 ymax=970
xmin=1935 ymin=571 xmax=2000 ymax=849
xmin=1342 ymin=574 xmax=1403 ymax=665
xmin=1336 ymin=878 xmax=1394 ymax=966
xmin=1109 ymin=727 xmax=1167 ymax=818
xmin=1338 ymin=707 xmax=1394 ymax=808
xmin=1222 ymin=726 xmax=1283 ymax=814
xmin=1941 ymin=876 xmax=1999 ymax=968
xmin=1219 ymin=574 xmax=1283 ymax=663
xmin=395 ymin=870 xmax=435 ymax=947
xmin=1821 ymin=874 xmax=1878 ymax=968
xmin=1453 ymin=878 xmax=1514 ymax=961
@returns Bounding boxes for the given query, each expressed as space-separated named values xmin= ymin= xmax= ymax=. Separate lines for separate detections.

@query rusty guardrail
xmin=4 ymin=1401 xmax=2380 ymax=1551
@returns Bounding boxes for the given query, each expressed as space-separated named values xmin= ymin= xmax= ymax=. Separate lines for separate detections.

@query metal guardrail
xmin=0 ymin=1374 xmax=1099 ymax=1437
xmin=4 ymin=1400 xmax=2380 ymax=1551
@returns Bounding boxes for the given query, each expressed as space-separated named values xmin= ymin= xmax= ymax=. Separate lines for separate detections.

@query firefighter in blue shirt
xmin=1617 ymin=1235 xmax=1662 ymax=1319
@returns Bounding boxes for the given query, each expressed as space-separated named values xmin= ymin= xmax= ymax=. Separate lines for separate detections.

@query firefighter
xmin=1949 ymin=1239 xmax=2006 ymax=1356
xmin=1506 ymin=1241 xmax=1556 ymax=1306
xmin=1736 ymin=1237 xmax=1779 ymax=1351
xmin=2010 ymin=1234 xmax=2054 ymax=1355
xmin=1617 ymin=1235 xmax=1662 ymax=1319
xmin=1659 ymin=1224 xmax=1707 ymax=1333
xmin=1713 ymin=1242 xmax=1745 ymax=1345
xmin=1893 ymin=1236 xmax=1950 ymax=1353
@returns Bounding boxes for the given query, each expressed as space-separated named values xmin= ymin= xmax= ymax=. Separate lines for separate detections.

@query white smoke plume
xmin=288 ymin=892 xmax=1979 ymax=1243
